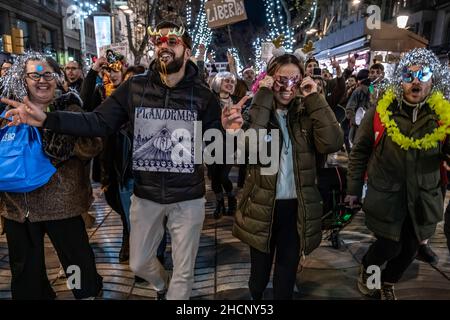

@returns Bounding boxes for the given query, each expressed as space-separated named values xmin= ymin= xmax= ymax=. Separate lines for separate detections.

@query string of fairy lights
xmin=252 ymin=37 xmax=264 ymax=73
xmin=229 ymin=48 xmax=243 ymax=74
xmin=185 ymin=0 xmax=318 ymax=72
xmin=263 ymin=0 xmax=294 ymax=52
xmin=72 ymin=0 xmax=106 ymax=19
xmin=295 ymin=1 xmax=317 ymax=29
xmin=189 ymin=0 xmax=213 ymax=54
xmin=186 ymin=0 xmax=192 ymax=29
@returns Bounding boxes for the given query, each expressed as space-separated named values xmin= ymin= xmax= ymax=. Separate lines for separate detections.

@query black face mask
xmin=156 ymin=48 xmax=185 ymax=75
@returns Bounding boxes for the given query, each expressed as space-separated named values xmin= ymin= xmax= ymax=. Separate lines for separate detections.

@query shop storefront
xmin=313 ymin=18 xmax=428 ymax=79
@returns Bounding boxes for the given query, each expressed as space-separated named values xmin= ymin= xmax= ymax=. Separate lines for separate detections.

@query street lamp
xmin=396 ymin=14 xmax=409 ymax=29
xmin=352 ymin=0 xmax=361 ymax=5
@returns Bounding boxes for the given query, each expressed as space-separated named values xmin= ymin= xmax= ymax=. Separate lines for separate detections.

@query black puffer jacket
xmin=44 ymin=60 xmax=222 ymax=204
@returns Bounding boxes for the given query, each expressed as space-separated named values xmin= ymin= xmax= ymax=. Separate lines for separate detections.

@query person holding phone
xmin=304 ymin=56 xmax=354 ymax=111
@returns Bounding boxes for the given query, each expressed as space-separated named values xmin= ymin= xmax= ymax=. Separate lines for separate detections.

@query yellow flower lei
xmin=376 ymin=89 xmax=450 ymax=150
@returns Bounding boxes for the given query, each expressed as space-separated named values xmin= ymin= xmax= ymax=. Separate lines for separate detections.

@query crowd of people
xmin=0 ymin=19 xmax=450 ymax=301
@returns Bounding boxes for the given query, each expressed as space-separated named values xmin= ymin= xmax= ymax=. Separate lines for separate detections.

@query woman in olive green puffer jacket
xmin=222 ymin=53 xmax=343 ymax=300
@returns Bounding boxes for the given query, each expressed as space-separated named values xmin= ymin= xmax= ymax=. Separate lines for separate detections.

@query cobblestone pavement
xmin=1 ymin=156 xmax=449 ymax=300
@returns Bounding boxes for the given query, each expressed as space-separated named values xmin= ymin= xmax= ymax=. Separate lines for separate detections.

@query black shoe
xmin=156 ymin=288 xmax=167 ymax=300
xmin=157 ymin=254 xmax=165 ymax=266
xmin=119 ymin=234 xmax=130 ymax=263
xmin=156 ymin=272 xmax=170 ymax=300
xmin=416 ymin=243 xmax=439 ymax=266
xmin=134 ymin=276 xmax=146 ymax=283
xmin=213 ymin=198 xmax=226 ymax=219
xmin=227 ymin=195 xmax=237 ymax=216
xmin=357 ymin=264 xmax=380 ymax=299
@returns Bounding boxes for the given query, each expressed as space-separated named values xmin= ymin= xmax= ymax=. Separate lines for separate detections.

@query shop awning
xmin=314 ymin=37 xmax=369 ymax=61
xmin=366 ymin=21 xmax=428 ymax=52
xmin=313 ymin=18 xmax=429 ymax=59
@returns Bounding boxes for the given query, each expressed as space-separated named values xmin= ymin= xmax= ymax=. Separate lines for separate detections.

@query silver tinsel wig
xmin=390 ymin=48 xmax=450 ymax=101
xmin=0 ymin=51 xmax=63 ymax=101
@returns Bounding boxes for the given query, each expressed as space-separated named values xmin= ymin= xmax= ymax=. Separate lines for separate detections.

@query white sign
xmin=66 ymin=5 xmax=81 ymax=30
xmin=261 ymin=42 xmax=275 ymax=63
xmin=205 ymin=0 xmax=248 ymax=29
xmin=99 ymin=42 xmax=128 ymax=60
xmin=93 ymin=16 xmax=112 ymax=56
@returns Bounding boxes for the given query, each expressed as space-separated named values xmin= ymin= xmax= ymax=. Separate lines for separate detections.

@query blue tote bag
xmin=0 ymin=111 xmax=56 ymax=193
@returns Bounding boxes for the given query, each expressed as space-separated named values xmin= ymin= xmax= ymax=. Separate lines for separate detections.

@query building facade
xmin=298 ymin=0 xmax=450 ymax=74
xmin=61 ymin=0 xmax=99 ymax=66
xmin=0 ymin=0 xmax=64 ymax=62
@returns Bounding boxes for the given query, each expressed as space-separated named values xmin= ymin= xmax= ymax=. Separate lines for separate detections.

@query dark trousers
xmin=249 ymin=199 xmax=300 ymax=300
xmin=341 ymin=118 xmax=351 ymax=153
xmin=210 ymin=164 xmax=233 ymax=196
xmin=444 ymin=196 xmax=450 ymax=252
xmin=362 ymin=215 xmax=419 ymax=283
xmin=237 ymin=165 xmax=247 ymax=188
xmin=4 ymin=216 xmax=103 ymax=300
xmin=442 ymin=185 xmax=450 ymax=251
xmin=104 ymin=182 xmax=129 ymax=238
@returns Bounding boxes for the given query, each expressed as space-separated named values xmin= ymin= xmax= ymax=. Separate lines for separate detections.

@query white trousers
xmin=129 ymin=195 xmax=205 ymax=300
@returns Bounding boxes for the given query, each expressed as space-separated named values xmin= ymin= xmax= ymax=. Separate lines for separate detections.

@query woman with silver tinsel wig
xmin=0 ymin=52 xmax=103 ymax=299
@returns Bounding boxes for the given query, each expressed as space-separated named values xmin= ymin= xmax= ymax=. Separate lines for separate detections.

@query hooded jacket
xmin=44 ymin=60 xmax=222 ymax=204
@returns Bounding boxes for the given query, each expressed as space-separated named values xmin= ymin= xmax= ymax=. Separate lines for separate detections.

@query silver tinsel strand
xmin=386 ymin=48 xmax=450 ymax=102
xmin=0 ymin=51 xmax=63 ymax=102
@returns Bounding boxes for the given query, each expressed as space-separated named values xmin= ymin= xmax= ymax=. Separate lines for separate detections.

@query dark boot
xmin=444 ymin=202 xmax=450 ymax=253
xmin=416 ymin=243 xmax=439 ymax=266
xmin=227 ymin=195 xmax=237 ymax=216
xmin=119 ymin=232 xmax=129 ymax=263
xmin=214 ymin=198 xmax=226 ymax=219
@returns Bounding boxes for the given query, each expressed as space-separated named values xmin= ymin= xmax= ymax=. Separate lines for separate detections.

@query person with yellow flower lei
xmin=345 ymin=48 xmax=450 ymax=300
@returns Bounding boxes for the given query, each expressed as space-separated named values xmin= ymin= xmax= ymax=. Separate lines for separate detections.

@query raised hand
xmin=2 ymin=96 xmax=47 ymax=127
xmin=227 ymin=51 xmax=236 ymax=66
xmin=221 ymin=95 xmax=250 ymax=130
xmin=330 ymin=56 xmax=340 ymax=69
xmin=207 ymin=52 xmax=215 ymax=63
xmin=92 ymin=56 xmax=108 ymax=72
xmin=197 ymin=44 xmax=206 ymax=61
xmin=347 ymin=53 xmax=356 ymax=70
xmin=300 ymin=76 xmax=318 ymax=97
xmin=258 ymin=75 xmax=274 ymax=90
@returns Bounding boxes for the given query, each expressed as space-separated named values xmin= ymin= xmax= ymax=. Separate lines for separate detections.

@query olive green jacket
xmin=347 ymin=100 xmax=450 ymax=241
xmin=232 ymin=88 xmax=344 ymax=254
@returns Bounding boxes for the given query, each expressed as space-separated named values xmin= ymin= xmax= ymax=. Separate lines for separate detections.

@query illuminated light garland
xmin=186 ymin=0 xmax=192 ymax=28
xmin=263 ymin=0 xmax=294 ymax=52
xmin=294 ymin=0 xmax=316 ymax=30
xmin=191 ymin=0 xmax=212 ymax=54
xmin=73 ymin=0 xmax=106 ymax=19
xmin=252 ymin=37 xmax=265 ymax=73
xmin=229 ymin=47 xmax=243 ymax=74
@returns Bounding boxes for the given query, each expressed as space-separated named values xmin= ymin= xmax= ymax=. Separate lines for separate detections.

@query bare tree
xmin=123 ymin=0 xmax=187 ymax=65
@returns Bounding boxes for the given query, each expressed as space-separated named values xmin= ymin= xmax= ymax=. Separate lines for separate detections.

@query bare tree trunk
xmin=149 ymin=0 xmax=158 ymax=26
xmin=280 ymin=0 xmax=291 ymax=27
